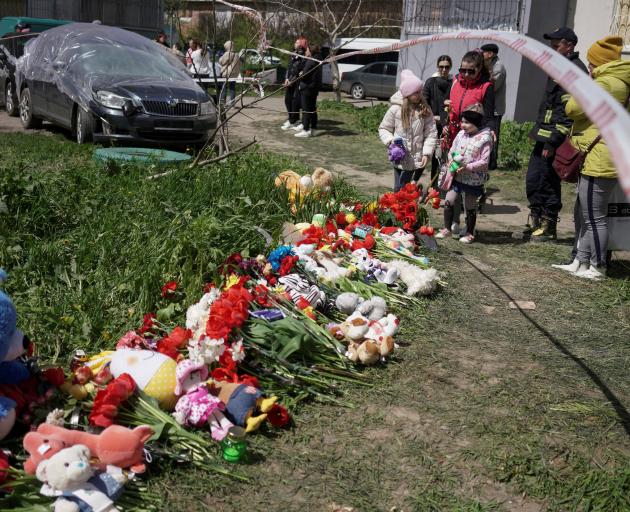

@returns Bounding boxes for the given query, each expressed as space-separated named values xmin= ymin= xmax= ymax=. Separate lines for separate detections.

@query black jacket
xmin=530 ymin=51 xmax=588 ymax=149
xmin=287 ymin=50 xmax=305 ymax=83
xmin=422 ymin=75 xmax=452 ymax=127
xmin=298 ymin=54 xmax=322 ymax=93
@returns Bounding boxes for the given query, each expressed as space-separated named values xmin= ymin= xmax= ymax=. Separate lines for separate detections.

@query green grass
xmin=2 ymin=129 xmax=630 ymax=511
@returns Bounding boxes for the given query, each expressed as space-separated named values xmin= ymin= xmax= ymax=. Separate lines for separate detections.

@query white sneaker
xmin=459 ymin=234 xmax=475 ymax=244
xmin=291 ymin=123 xmax=304 ymax=131
xmin=294 ymin=129 xmax=312 ymax=138
xmin=281 ymin=121 xmax=296 ymax=131
xmin=435 ymin=228 xmax=451 ymax=239
xmin=451 ymin=223 xmax=460 ymax=239
xmin=551 ymin=259 xmax=581 ymax=273
xmin=575 ymin=265 xmax=606 ymax=280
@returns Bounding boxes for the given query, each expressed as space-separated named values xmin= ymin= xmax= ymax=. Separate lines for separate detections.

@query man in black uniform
xmin=281 ymin=38 xmax=307 ymax=131
xmin=525 ymin=27 xmax=587 ymax=240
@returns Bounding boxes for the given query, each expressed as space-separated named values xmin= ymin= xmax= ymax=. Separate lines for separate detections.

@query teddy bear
xmin=36 ymin=444 xmax=127 ymax=512
xmin=0 ymin=269 xmax=32 ymax=441
xmin=206 ymin=380 xmax=277 ymax=433
xmin=338 ymin=311 xmax=398 ymax=365
xmin=364 ymin=314 xmax=400 ymax=358
xmin=172 ymin=359 xmax=233 ymax=441
xmin=274 ymin=168 xmax=334 ymax=210
xmin=23 ymin=423 xmax=153 ymax=475
xmin=335 ymin=292 xmax=388 ymax=322
xmin=351 ymin=249 xmax=399 ymax=286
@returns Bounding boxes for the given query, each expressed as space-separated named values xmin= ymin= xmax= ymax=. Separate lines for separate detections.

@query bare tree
xmin=271 ymin=0 xmax=365 ymax=101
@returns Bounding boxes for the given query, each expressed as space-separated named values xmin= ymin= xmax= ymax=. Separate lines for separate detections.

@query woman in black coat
xmin=422 ymin=55 xmax=453 ymax=183
xmin=295 ymin=45 xmax=322 ymax=138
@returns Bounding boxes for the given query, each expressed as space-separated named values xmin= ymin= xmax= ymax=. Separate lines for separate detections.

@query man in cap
xmin=524 ymin=27 xmax=587 ymax=241
xmin=481 ymin=43 xmax=506 ymax=171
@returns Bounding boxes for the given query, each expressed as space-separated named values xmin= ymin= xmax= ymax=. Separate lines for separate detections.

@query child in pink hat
xmin=378 ymin=69 xmax=437 ymax=191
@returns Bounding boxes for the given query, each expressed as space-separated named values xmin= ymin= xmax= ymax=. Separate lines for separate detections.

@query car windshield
xmin=66 ymin=43 xmax=189 ymax=81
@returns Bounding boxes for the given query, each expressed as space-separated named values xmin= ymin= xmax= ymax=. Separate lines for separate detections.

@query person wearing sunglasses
xmin=443 ymin=50 xmax=497 ymax=234
xmin=480 ymin=43 xmax=506 ymax=171
xmin=423 ymin=55 xmax=453 ymax=185
xmin=525 ymin=27 xmax=587 ymax=242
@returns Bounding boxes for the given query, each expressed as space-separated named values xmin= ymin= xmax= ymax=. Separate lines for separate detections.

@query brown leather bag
xmin=553 ymin=90 xmax=630 ymax=182
xmin=552 ymin=135 xmax=600 ymax=183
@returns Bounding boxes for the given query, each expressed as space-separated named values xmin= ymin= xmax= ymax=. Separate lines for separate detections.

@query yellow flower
xmin=366 ymin=201 xmax=378 ymax=212
xmin=224 ymin=274 xmax=240 ymax=290
xmin=346 ymin=213 xmax=357 ymax=224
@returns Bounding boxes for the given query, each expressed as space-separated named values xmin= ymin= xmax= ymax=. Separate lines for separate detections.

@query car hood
xmin=88 ymin=76 xmax=208 ymax=103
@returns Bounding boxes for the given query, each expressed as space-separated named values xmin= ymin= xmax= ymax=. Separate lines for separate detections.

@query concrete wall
xmin=567 ymin=0 xmax=616 ymax=57
xmin=400 ymin=0 xmax=572 ymax=122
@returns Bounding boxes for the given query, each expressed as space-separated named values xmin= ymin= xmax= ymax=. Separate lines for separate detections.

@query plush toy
xmin=23 ymin=423 xmax=153 ymax=475
xmin=311 ymin=167 xmax=333 ymax=192
xmin=36 ymin=444 xmax=127 ymax=512
xmin=351 ymin=249 xmax=399 ymax=286
xmin=88 ymin=349 xmax=178 ymax=410
xmin=207 ymin=380 xmax=277 ymax=433
xmin=339 ymin=312 xmax=370 ymax=341
xmin=364 ymin=314 xmax=400 ymax=358
xmin=311 ymin=250 xmax=349 ymax=282
xmin=278 ymin=274 xmax=326 ymax=309
xmin=335 ymin=293 xmax=388 ymax=321
xmin=0 ymin=269 xmax=31 ymax=440
xmin=347 ymin=340 xmax=381 ymax=365
xmin=173 ymin=359 xmax=233 ymax=441
xmin=386 ymin=260 xmax=440 ymax=296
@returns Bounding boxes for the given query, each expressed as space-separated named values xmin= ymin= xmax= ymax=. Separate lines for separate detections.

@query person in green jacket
xmin=553 ymin=36 xmax=630 ymax=280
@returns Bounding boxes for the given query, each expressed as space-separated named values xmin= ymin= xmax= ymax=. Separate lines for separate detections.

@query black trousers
xmin=285 ymin=85 xmax=300 ymax=124
xmin=488 ymin=115 xmax=502 ymax=170
xmin=301 ymin=90 xmax=318 ymax=130
xmin=430 ymin=122 xmax=443 ymax=185
xmin=526 ymin=141 xmax=562 ymax=218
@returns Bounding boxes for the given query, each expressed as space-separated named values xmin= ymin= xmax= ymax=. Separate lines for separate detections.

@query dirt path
xmin=229 ymin=96 xmax=575 ymax=237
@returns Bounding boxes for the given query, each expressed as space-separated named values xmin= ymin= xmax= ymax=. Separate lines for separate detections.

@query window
xmin=386 ymin=63 xmax=398 ymax=76
xmin=366 ymin=63 xmax=385 ymax=74
xmin=405 ymin=0 xmax=524 ymax=34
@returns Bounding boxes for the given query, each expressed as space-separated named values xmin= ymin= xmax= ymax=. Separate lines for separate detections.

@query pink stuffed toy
xmin=173 ymin=359 xmax=233 ymax=441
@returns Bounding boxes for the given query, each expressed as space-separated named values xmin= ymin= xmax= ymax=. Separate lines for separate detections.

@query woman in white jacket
xmin=378 ymin=69 xmax=438 ymax=191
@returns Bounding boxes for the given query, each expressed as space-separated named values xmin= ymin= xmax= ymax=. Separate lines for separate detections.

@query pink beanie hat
xmin=399 ymin=69 xmax=424 ymax=97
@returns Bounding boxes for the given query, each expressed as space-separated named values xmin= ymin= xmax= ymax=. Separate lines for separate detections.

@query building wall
xmin=567 ymin=0 xmax=616 ymax=57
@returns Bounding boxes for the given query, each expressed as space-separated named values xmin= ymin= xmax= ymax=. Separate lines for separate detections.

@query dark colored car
xmin=16 ymin=23 xmax=216 ymax=145
xmin=1 ymin=17 xmax=73 ymax=116
xmin=340 ymin=61 xmax=398 ymax=100
xmin=0 ymin=31 xmax=37 ymax=116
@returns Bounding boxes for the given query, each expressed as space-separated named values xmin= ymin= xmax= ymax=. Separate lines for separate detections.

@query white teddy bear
xmin=36 ymin=444 xmax=126 ymax=512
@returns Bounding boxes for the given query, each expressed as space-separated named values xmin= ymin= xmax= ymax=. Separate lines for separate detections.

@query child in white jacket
xmin=378 ymin=69 xmax=438 ymax=191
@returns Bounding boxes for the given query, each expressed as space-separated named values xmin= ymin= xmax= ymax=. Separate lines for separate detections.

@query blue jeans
xmin=220 ymin=80 xmax=236 ymax=102
xmin=394 ymin=167 xmax=424 ymax=192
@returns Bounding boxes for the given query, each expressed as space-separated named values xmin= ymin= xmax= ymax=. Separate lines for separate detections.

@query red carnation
xmin=138 ymin=313 xmax=156 ymax=335
xmin=335 ymin=212 xmax=347 ymax=226
xmin=361 ymin=212 xmax=378 ymax=227
xmin=267 ymin=403 xmax=291 ymax=428
xmin=89 ymin=373 xmax=136 ymax=428
xmin=42 ymin=367 xmax=65 ymax=387
xmin=161 ymin=281 xmax=178 ymax=298
xmin=0 ymin=450 xmax=10 ymax=486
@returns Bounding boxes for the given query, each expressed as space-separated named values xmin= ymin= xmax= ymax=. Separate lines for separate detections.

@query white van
xmin=321 ymin=38 xmax=400 ymax=87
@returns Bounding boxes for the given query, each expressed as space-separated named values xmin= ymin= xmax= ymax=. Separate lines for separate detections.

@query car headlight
xmin=95 ymin=90 xmax=129 ymax=109
xmin=199 ymin=100 xmax=214 ymax=116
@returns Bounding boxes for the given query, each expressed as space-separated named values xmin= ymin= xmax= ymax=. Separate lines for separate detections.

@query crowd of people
xmin=377 ymin=28 xmax=629 ymax=280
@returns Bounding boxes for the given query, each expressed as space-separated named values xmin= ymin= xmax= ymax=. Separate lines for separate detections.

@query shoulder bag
xmin=553 ymin=90 xmax=630 ymax=183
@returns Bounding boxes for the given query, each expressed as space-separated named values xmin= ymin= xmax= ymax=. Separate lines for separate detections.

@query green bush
xmin=0 ymin=135 xmax=356 ymax=361
xmin=499 ymin=120 xmax=534 ymax=171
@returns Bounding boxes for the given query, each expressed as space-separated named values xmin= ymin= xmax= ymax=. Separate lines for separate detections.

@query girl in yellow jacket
xmin=555 ymin=36 xmax=630 ymax=280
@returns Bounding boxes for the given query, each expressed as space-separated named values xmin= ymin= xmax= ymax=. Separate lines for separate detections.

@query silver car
xmin=340 ymin=61 xmax=398 ymax=100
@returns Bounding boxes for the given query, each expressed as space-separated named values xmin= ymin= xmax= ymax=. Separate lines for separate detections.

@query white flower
xmin=45 ymin=408 xmax=65 ymax=426
xmin=189 ymin=335 xmax=226 ymax=364
xmin=185 ymin=289 xmax=221 ymax=333
xmin=230 ymin=339 xmax=246 ymax=362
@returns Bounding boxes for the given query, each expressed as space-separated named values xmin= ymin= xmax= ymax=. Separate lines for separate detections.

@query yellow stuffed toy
xmin=87 ymin=349 xmax=178 ymax=410
xmin=274 ymin=168 xmax=334 ymax=211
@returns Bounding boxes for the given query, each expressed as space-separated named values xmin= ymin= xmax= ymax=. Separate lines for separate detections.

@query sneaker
xmin=435 ymin=228 xmax=451 ymax=239
xmin=551 ymin=259 xmax=581 ymax=273
xmin=459 ymin=234 xmax=475 ymax=244
xmin=575 ymin=265 xmax=606 ymax=280
xmin=294 ymin=129 xmax=312 ymax=138
xmin=291 ymin=123 xmax=304 ymax=131
xmin=451 ymin=223 xmax=460 ymax=239
xmin=281 ymin=121 xmax=296 ymax=131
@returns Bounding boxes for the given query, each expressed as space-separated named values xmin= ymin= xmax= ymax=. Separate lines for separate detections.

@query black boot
xmin=523 ymin=211 xmax=541 ymax=235
xmin=531 ymin=216 xmax=557 ymax=241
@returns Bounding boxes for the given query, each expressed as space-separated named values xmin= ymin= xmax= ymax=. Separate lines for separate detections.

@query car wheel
xmin=350 ymin=83 xmax=365 ymax=100
xmin=19 ymin=87 xmax=42 ymax=129
xmin=5 ymin=81 xmax=18 ymax=117
xmin=75 ymin=106 xmax=95 ymax=144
